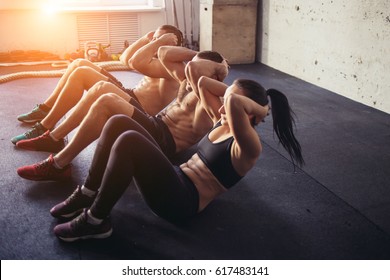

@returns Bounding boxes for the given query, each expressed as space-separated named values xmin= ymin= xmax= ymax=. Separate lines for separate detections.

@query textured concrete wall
xmin=200 ymin=0 xmax=258 ymax=63
xmin=259 ymin=0 xmax=390 ymax=114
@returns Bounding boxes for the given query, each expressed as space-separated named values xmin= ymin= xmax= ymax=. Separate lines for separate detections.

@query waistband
xmin=150 ymin=115 xmax=176 ymax=159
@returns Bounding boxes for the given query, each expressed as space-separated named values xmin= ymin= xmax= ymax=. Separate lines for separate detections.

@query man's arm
xmin=128 ymin=33 xmax=178 ymax=79
xmin=158 ymin=46 xmax=198 ymax=83
xmin=197 ymin=76 xmax=227 ymax=123
xmin=185 ymin=59 xmax=229 ymax=98
xmin=119 ymin=31 xmax=154 ymax=69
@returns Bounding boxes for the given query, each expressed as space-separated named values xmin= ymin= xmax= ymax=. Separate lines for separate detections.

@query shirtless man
xmin=17 ymin=47 xmax=229 ymax=181
xmin=12 ymin=25 xmax=183 ymax=146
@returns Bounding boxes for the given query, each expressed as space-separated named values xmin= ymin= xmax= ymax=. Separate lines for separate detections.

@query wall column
xmin=199 ymin=0 xmax=258 ymax=64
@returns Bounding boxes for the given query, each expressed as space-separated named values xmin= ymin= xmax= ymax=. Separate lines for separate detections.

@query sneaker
xmin=17 ymin=154 xmax=71 ymax=181
xmin=54 ymin=209 xmax=112 ymax=242
xmin=17 ymin=104 xmax=49 ymax=123
xmin=16 ymin=131 xmax=65 ymax=153
xmin=50 ymin=186 xmax=95 ymax=219
xmin=11 ymin=122 xmax=47 ymax=145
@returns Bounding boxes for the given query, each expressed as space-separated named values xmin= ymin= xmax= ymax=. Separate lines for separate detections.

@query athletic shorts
xmin=132 ymin=109 xmax=176 ymax=159
xmin=101 ymin=68 xmax=144 ymax=112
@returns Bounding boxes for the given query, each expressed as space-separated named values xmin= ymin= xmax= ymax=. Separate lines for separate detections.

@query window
xmin=40 ymin=0 xmax=163 ymax=12
xmin=53 ymin=0 xmax=159 ymax=8
xmin=0 ymin=0 xmax=163 ymax=12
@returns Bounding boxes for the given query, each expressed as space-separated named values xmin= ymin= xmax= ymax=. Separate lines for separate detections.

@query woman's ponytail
xmin=233 ymin=79 xmax=304 ymax=168
xmin=266 ymin=89 xmax=304 ymax=168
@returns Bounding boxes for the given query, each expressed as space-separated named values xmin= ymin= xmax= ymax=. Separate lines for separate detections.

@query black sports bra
xmin=196 ymin=122 xmax=243 ymax=189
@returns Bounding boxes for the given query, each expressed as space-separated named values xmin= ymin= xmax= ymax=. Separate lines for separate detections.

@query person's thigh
xmin=88 ymin=81 xmax=131 ymax=102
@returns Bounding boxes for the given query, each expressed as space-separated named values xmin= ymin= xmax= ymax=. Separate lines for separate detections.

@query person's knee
xmin=92 ymin=93 xmax=119 ymax=110
xmin=113 ymin=130 xmax=144 ymax=153
xmin=102 ymin=115 xmax=134 ymax=139
xmin=87 ymin=81 xmax=111 ymax=98
xmin=68 ymin=59 xmax=93 ymax=72
xmin=73 ymin=58 xmax=93 ymax=68
xmin=69 ymin=66 xmax=95 ymax=82
xmin=106 ymin=114 xmax=132 ymax=129
xmin=96 ymin=81 xmax=115 ymax=93
xmin=95 ymin=93 xmax=118 ymax=107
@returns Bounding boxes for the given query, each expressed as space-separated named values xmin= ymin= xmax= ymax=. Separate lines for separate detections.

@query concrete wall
xmin=199 ymin=0 xmax=258 ymax=64
xmin=258 ymin=0 xmax=390 ymax=114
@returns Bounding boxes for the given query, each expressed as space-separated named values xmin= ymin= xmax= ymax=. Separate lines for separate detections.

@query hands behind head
xmin=155 ymin=33 xmax=179 ymax=46
xmin=254 ymin=104 xmax=270 ymax=125
xmin=185 ymin=59 xmax=229 ymax=83
xmin=223 ymin=93 xmax=270 ymax=126
xmin=214 ymin=61 xmax=229 ymax=82
xmin=144 ymin=30 xmax=179 ymax=46
xmin=144 ymin=31 xmax=155 ymax=42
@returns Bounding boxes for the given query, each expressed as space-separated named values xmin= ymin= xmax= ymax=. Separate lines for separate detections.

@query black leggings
xmin=86 ymin=115 xmax=199 ymax=223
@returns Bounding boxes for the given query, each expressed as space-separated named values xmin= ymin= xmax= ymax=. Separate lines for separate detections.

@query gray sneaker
xmin=17 ymin=104 xmax=49 ymax=123
xmin=11 ymin=122 xmax=47 ymax=144
xmin=53 ymin=209 xmax=112 ymax=242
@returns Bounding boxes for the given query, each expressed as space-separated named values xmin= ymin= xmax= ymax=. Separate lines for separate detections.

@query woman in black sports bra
xmin=51 ymin=76 xmax=304 ymax=242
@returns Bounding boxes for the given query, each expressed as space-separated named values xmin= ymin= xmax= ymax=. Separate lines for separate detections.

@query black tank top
xmin=196 ymin=122 xmax=243 ymax=189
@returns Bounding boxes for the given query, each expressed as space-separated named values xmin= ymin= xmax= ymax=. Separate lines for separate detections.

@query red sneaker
xmin=16 ymin=131 xmax=65 ymax=153
xmin=17 ymin=154 xmax=71 ymax=181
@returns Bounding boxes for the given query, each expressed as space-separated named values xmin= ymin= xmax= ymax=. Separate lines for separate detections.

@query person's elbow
xmin=119 ymin=54 xmax=128 ymax=66
xmin=197 ymin=76 xmax=208 ymax=89
xmin=157 ymin=46 xmax=169 ymax=63
xmin=128 ymin=56 xmax=140 ymax=70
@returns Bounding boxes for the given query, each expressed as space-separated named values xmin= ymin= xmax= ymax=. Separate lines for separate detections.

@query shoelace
xmin=23 ymin=124 xmax=43 ymax=138
xmin=35 ymin=131 xmax=49 ymax=140
xmin=72 ymin=211 xmax=91 ymax=231
xmin=34 ymin=158 xmax=51 ymax=174
xmin=66 ymin=186 xmax=82 ymax=204
xmin=31 ymin=104 xmax=40 ymax=113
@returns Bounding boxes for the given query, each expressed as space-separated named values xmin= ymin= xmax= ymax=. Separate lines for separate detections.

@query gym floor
xmin=1 ymin=63 xmax=390 ymax=260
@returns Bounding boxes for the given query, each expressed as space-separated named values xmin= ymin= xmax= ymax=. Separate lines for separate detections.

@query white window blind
xmin=77 ymin=13 xmax=140 ymax=55
xmin=57 ymin=0 xmax=149 ymax=7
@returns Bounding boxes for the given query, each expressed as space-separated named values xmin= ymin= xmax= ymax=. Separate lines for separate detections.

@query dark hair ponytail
xmin=233 ymin=79 xmax=304 ymax=168
xmin=266 ymin=88 xmax=304 ymax=168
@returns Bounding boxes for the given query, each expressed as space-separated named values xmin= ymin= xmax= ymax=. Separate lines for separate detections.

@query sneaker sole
xmin=18 ymin=118 xmax=44 ymax=124
xmin=51 ymin=209 xmax=83 ymax=219
xmin=16 ymin=144 xmax=64 ymax=153
xmin=57 ymin=228 xmax=113 ymax=242
xmin=17 ymin=172 xmax=71 ymax=181
xmin=12 ymin=137 xmax=30 ymax=145
xmin=12 ymin=137 xmax=40 ymax=145
xmin=16 ymin=143 xmax=41 ymax=151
